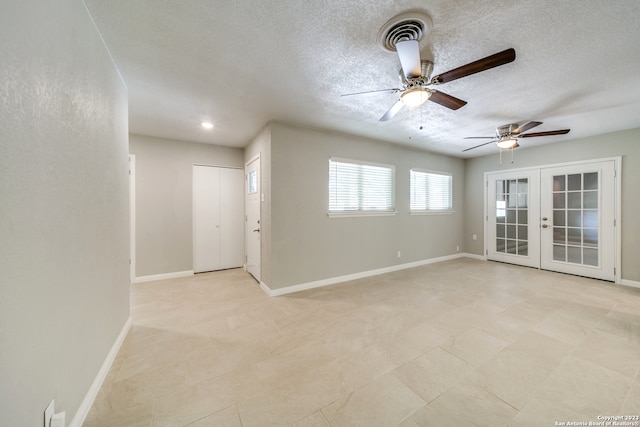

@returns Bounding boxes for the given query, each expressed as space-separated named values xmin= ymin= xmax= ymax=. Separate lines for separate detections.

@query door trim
xmin=483 ymin=156 xmax=621 ymax=283
xmin=129 ymin=154 xmax=136 ymax=283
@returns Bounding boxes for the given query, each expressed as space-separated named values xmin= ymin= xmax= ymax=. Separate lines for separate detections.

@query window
xmin=247 ymin=170 xmax=257 ymax=194
xmin=410 ymin=169 xmax=453 ymax=212
xmin=328 ymin=158 xmax=395 ymax=215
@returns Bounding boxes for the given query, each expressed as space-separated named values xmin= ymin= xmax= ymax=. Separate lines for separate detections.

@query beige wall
xmin=268 ymin=122 xmax=465 ymax=290
xmin=0 ymin=0 xmax=129 ymax=424
xmin=130 ymin=134 xmax=244 ymax=277
xmin=464 ymin=128 xmax=640 ymax=282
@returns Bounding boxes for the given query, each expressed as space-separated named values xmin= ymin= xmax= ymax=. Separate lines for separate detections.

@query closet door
xmin=194 ymin=165 xmax=244 ymax=273
xmin=219 ymin=168 xmax=244 ymax=269
xmin=193 ymin=165 xmax=221 ymax=273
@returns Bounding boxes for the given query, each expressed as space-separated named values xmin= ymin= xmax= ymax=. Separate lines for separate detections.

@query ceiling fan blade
xmin=428 ymin=90 xmax=467 ymax=110
xmin=341 ymin=88 xmax=402 ymax=98
xmin=463 ymin=136 xmax=495 ymax=139
xmin=519 ymin=129 xmax=570 ymax=138
xmin=379 ymin=100 xmax=404 ymax=122
xmin=462 ymin=140 xmax=497 ymax=152
xmin=431 ymin=48 xmax=516 ymax=84
xmin=396 ymin=40 xmax=422 ymax=79
xmin=513 ymin=121 xmax=542 ymax=135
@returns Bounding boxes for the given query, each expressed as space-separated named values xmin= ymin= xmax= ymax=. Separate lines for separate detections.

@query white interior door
xmin=194 ymin=165 xmax=244 ymax=273
xmin=486 ymin=159 xmax=617 ymax=282
xmin=219 ymin=168 xmax=244 ymax=269
xmin=193 ymin=165 xmax=221 ymax=273
xmin=487 ymin=170 xmax=540 ymax=268
xmin=245 ymin=156 xmax=261 ymax=281
xmin=540 ymin=161 xmax=616 ymax=281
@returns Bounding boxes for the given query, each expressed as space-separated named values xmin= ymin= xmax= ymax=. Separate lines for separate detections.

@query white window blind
xmin=329 ymin=158 xmax=394 ymax=213
xmin=410 ymin=169 xmax=452 ymax=211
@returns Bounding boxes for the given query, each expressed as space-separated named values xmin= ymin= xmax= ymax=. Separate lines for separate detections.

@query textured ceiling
xmin=84 ymin=0 xmax=640 ymax=157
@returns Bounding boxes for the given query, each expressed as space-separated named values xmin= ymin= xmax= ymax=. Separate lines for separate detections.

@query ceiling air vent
xmin=377 ymin=11 xmax=433 ymax=52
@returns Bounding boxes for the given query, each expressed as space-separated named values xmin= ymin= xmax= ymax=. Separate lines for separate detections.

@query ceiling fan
xmin=462 ymin=121 xmax=571 ymax=152
xmin=341 ymin=40 xmax=516 ymax=121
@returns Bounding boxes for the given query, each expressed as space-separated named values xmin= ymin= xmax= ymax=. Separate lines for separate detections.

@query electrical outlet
xmin=397 ymin=251 xmax=401 ymax=258
xmin=456 ymin=245 xmax=460 ymax=252
xmin=472 ymin=234 xmax=477 ymax=240
xmin=44 ymin=400 xmax=55 ymax=427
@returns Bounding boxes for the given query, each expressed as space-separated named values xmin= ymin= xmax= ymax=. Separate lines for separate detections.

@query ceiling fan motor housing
xmin=496 ymin=123 xmax=520 ymax=138
xmin=398 ymin=60 xmax=434 ymax=85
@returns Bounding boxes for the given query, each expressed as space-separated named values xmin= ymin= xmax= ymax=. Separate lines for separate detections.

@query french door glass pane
xmin=568 ymin=174 xmax=582 ymax=191
xmin=567 ymin=211 xmax=581 ymax=227
xmin=584 ymin=248 xmax=598 ymax=266
xmin=584 ymin=173 xmax=598 ymax=190
xmin=568 ymin=246 xmax=582 ymax=263
xmin=583 ymin=229 xmax=598 ymax=247
xmin=567 ymin=228 xmax=581 ymax=245
xmin=568 ymin=192 xmax=581 ymax=209
xmin=583 ymin=191 xmax=597 ymax=208
xmin=553 ymin=193 xmax=565 ymax=208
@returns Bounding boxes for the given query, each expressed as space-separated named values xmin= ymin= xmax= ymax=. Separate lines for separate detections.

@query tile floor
xmin=84 ymin=258 xmax=640 ymax=426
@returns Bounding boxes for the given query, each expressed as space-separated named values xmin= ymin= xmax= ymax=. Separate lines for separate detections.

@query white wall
xmin=464 ymin=128 xmax=640 ymax=282
xmin=0 ymin=0 xmax=129 ymax=425
xmin=268 ymin=122 xmax=465 ymax=290
xmin=129 ymin=134 xmax=244 ymax=277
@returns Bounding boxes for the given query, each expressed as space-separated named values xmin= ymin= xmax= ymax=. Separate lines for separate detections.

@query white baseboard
xmin=620 ymin=278 xmax=640 ymax=289
xmin=261 ymin=253 xmax=477 ymax=297
xmin=133 ymin=270 xmax=194 ymax=283
xmin=70 ymin=316 xmax=132 ymax=427
xmin=462 ymin=252 xmax=486 ymax=261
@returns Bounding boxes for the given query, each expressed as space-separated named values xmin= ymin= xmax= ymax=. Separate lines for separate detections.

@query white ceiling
xmin=84 ymin=0 xmax=640 ymax=158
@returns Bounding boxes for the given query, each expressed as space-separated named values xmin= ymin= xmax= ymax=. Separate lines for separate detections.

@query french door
xmin=487 ymin=159 xmax=617 ymax=281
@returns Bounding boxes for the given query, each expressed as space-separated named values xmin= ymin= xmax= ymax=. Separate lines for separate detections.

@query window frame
xmin=328 ymin=157 xmax=397 ymax=218
xmin=409 ymin=168 xmax=454 ymax=215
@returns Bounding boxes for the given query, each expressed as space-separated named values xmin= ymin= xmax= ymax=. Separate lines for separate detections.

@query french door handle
xmin=542 ymin=217 xmax=548 ymax=221
xmin=253 ymin=228 xmax=260 ymax=232
xmin=541 ymin=224 xmax=549 ymax=228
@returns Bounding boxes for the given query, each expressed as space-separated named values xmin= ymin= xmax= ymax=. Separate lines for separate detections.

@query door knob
xmin=542 ymin=217 xmax=548 ymax=221
xmin=542 ymin=224 xmax=548 ymax=228
xmin=253 ymin=229 xmax=260 ymax=232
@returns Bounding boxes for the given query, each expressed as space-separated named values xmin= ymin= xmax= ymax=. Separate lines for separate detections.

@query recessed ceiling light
xmin=201 ymin=122 xmax=214 ymax=129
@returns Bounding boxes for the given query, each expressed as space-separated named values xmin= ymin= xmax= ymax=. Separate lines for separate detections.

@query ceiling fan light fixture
xmin=401 ymin=88 xmax=431 ymax=107
xmin=496 ymin=137 xmax=518 ymax=149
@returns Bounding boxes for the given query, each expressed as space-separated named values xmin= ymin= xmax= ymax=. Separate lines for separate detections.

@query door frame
xmin=483 ymin=156 xmax=621 ymax=283
xmin=129 ymin=154 xmax=136 ymax=283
